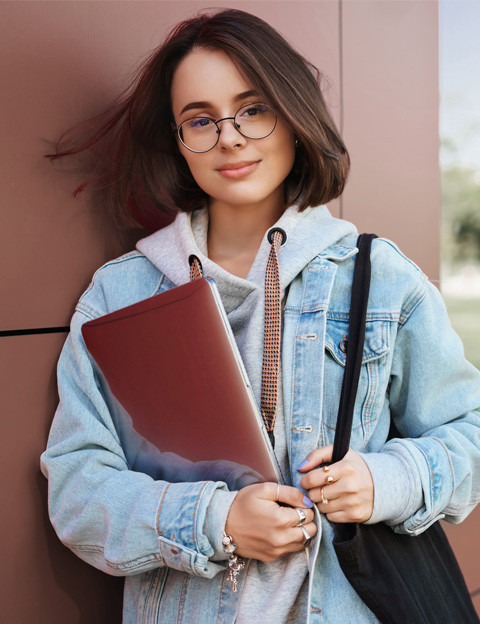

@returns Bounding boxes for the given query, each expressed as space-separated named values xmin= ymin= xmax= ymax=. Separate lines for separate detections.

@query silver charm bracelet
xmin=222 ymin=532 xmax=245 ymax=592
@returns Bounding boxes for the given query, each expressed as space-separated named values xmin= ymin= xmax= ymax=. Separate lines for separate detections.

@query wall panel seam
xmin=0 ymin=327 xmax=69 ymax=337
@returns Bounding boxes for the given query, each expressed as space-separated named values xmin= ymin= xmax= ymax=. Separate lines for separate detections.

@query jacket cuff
xmin=202 ymin=489 xmax=238 ymax=561
xmin=360 ymin=445 xmax=424 ymax=525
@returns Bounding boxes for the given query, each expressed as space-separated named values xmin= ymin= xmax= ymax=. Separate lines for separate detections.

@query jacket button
xmin=339 ymin=334 xmax=348 ymax=354
xmin=171 ymin=549 xmax=179 ymax=555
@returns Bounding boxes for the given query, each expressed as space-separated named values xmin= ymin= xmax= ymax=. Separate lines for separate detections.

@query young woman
xmin=41 ymin=9 xmax=480 ymax=623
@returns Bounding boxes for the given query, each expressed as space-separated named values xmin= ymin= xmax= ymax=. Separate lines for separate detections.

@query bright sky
xmin=440 ymin=0 xmax=480 ymax=169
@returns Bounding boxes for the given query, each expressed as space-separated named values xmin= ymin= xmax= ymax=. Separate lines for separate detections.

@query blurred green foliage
xmin=441 ymin=140 xmax=480 ymax=370
xmin=443 ymin=297 xmax=480 ymax=370
xmin=442 ymin=164 xmax=480 ymax=267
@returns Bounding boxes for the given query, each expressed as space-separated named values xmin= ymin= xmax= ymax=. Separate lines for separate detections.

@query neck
xmin=207 ymin=197 xmax=285 ymax=278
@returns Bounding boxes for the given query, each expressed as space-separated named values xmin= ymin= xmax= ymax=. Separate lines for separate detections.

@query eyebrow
xmin=179 ymin=90 xmax=258 ymax=116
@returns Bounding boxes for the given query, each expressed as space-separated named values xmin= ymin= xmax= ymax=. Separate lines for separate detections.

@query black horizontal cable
xmin=0 ymin=326 xmax=69 ymax=337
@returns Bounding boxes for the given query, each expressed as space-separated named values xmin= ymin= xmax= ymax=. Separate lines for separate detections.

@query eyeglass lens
xmin=178 ymin=103 xmax=276 ymax=153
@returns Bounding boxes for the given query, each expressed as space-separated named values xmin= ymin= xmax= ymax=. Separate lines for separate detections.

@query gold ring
xmin=276 ymin=483 xmax=280 ymax=502
xmin=320 ymin=487 xmax=328 ymax=505
xmin=327 ymin=475 xmax=334 ymax=484
xmin=323 ymin=465 xmax=330 ymax=473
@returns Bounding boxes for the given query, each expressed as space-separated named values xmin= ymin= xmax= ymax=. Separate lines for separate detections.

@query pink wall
xmin=3 ymin=2 xmax=475 ymax=622
xmin=341 ymin=0 xmax=441 ymax=278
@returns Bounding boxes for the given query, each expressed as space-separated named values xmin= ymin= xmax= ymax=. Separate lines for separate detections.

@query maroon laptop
xmin=81 ymin=277 xmax=280 ymax=487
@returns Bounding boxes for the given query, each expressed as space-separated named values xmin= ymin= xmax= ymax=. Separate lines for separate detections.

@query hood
xmin=137 ymin=205 xmax=357 ymax=313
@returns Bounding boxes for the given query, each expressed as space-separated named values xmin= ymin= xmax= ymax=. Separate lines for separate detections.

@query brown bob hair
xmin=49 ymin=8 xmax=350 ymax=231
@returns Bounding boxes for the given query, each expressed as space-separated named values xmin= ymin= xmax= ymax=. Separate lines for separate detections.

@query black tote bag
xmin=330 ymin=234 xmax=479 ymax=624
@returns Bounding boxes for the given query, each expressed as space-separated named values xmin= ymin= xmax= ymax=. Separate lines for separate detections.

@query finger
xmin=316 ymin=494 xmax=343 ymax=515
xmin=315 ymin=485 xmax=369 ymax=518
xmin=276 ymin=484 xmax=314 ymax=509
xmin=307 ymin=480 xmax=343 ymax=504
xmin=281 ymin=506 xmax=315 ymax=529
xmin=255 ymin=482 xmax=290 ymax=503
xmin=281 ymin=542 xmax=306 ymax=555
xmin=325 ymin=510 xmax=356 ymax=523
xmin=263 ymin=520 xmax=318 ymax=560
xmin=299 ymin=464 xmax=340 ymax=490
xmin=280 ymin=537 xmax=311 ymax=556
xmin=296 ymin=446 xmax=334 ymax=472
xmin=274 ymin=521 xmax=319 ymax=557
xmin=281 ymin=521 xmax=317 ymax=549
xmin=294 ymin=521 xmax=318 ymax=545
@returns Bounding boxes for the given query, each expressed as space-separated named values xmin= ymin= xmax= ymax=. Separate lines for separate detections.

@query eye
xmin=239 ymin=103 xmax=269 ymax=118
xmin=188 ymin=117 xmax=215 ymax=130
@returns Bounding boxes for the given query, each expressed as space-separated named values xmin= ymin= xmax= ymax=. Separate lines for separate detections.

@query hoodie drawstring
xmin=189 ymin=254 xmax=203 ymax=280
xmin=188 ymin=226 xmax=286 ymax=451
xmin=262 ymin=228 xmax=287 ymax=448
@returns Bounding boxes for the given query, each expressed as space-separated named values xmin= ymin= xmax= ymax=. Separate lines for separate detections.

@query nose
xmin=216 ymin=117 xmax=247 ymax=150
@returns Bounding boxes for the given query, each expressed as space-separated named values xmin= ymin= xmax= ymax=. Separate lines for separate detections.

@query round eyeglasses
xmin=175 ymin=102 xmax=277 ymax=153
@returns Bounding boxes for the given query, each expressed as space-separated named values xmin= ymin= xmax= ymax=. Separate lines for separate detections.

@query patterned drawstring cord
xmin=261 ymin=228 xmax=287 ymax=448
xmin=189 ymin=254 xmax=203 ymax=281
xmin=189 ymin=232 xmax=286 ymax=445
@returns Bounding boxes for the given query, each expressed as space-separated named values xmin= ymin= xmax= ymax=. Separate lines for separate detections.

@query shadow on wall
xmin=35 ymin=354 xmax=124 ymax=620
xmin=0 ymin=330 xmax=124 ymax=623
xmin=36 ymin=472 xmax=124 ymax=622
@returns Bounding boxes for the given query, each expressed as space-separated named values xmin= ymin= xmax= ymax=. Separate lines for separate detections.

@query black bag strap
xmin=332 ymin=234 xmax=377 ymax=464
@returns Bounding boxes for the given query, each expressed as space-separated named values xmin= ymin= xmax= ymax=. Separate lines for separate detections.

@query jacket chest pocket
xmin=322 ymin=318 xmax=392 ymax=447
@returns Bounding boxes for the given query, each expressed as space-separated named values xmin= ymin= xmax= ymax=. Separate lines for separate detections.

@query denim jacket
xmin=41 ymin=217 xmax=480 ymax=623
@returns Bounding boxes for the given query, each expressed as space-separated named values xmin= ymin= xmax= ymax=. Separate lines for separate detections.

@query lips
xmin=216 ymin=160 xmax=260 ymax=179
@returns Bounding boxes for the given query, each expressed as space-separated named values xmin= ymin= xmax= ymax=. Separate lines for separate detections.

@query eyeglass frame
xmin=173 ymin=102 xmax=278 ymax=153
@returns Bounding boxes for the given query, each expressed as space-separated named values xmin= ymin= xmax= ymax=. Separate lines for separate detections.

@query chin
xmin=214 ymin=194 xmax=274 ymax=209
xmin=209 ymin=184 xmax=284 ymax=208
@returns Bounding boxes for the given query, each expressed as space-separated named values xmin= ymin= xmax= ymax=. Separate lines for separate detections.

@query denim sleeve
xmin=40 ymin=311 xmax=231 ymax=578
xmin=378 ymin=280 xmax=480 ymax=535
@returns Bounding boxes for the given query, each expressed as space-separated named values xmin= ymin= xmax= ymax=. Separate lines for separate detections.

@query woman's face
xmin=171 ymin=47 xmax=296 ymax=213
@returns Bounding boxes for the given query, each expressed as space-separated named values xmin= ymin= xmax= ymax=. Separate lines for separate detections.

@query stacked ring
xmin=300 ymin=526 xmax=311 ymax=546
xmin=327 ymin=475 xmax=334 ymax=484
xmin=295 ymin=508 xmax=307 ymax=527
xmin=320 ymin=487 xmax=328 ymax=505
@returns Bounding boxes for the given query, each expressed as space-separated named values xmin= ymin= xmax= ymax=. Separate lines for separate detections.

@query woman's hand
xmin=298 ymin=446 xmax=374 ymax=523
xmin=224 ymin=483 xmax=317 ymax=562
